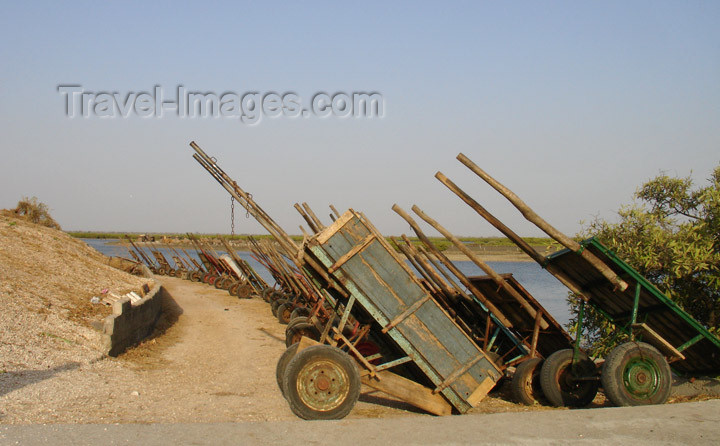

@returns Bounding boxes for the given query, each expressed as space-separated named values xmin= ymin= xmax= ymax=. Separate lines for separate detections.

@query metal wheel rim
xmin=296 ymin=359 xmax=351 ymax=412
xmin=622 ymin=357 xmax=661 ymax=399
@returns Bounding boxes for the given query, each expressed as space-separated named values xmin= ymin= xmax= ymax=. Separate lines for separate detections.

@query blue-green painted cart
xmin=279 ymin=210 xmax=503 ymax=419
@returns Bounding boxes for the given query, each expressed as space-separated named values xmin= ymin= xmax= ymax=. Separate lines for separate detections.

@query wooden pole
xmin=294 ymin=203 xmax=319 ymax=233
xmin=435 ymin=172 xmax=545 ymax=264
xmin=411 ymin=205 xmax=549 ymax=330
xmin=456 ymin=153 xmax=628 ymax=292
xmin=302 ymin=202 xmax=325 ymax=230
xmin=391 ymin=204 xmax=513 ymax=329
xmin=400 ymin=235 xmax=456 ymax=299
xmin=329 ymin=204 xmax=341 ymax=218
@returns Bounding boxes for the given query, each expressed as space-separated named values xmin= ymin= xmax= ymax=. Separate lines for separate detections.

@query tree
xmin=568 ymin=165 xmax=720 ymax=355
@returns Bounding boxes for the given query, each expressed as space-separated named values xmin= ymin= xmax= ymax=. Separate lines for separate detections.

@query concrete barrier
xmin=101 ymin=284 xmax=166 ymax=356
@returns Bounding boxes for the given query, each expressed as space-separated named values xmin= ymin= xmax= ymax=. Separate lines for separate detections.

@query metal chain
xmin=230 ymin=196 xmax=235 ymax=236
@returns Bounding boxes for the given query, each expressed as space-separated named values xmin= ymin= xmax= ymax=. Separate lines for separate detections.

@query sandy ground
xmin=1 ymin=276 xmax=716 ymax=426
xmin=0 ymin=277 xmax=431 ymax=424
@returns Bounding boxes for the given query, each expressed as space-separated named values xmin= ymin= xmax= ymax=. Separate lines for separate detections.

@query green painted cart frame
xmin=546 ymin=237 xmax=720 ymax=375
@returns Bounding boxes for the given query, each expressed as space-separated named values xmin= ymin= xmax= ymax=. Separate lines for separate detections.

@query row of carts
xmin=179 ymin=141 xmax=720 ymax=420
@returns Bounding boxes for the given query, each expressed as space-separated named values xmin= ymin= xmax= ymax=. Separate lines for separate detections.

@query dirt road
xmin=1 ymin=277 xmax=431 ymax=424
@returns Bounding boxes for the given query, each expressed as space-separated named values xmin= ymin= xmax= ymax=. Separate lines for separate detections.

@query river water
xmin=83 ymin=238 xmax=573 ymax=326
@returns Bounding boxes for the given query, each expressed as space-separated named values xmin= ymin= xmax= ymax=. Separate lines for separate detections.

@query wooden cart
xmin=436 ymin=152 xmax=720 ymax=407
xmin=278 ymin=210 xmax=503 ymax=419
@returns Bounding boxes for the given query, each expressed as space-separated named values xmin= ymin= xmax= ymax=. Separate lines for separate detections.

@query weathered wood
xmin=530 ymin=309 xmax=542 ymax=358
xmin=631 ymin=323 xmax=686 ymax=362
xmin=434 ymin=353 xmax=488 ymax=396
xmin=435 ymin=171 xmax=546 ymax=264
xmin=329 ymin=204 xmax=341 ymax=218
xmin=411 ymin=205 xmax=549 ymax=330
xmin=294 ymin=203 xmax=320 ymax=233
xmin=361 ymin=370 xmax=452 ymax=416
xmin=400 ymin=235 xmax=457 ymax=299
xmin=391 ymin=204 xmax=514 ymax=329
xmin=391 ymin=238 xmax=442 ymax=296
xmin=456 ymin=153 xmax=629 ymax=292
xmin=382 ymin=295 xmax=432 ymax=333
xmin=328 ymin=233 xmax=376 ymax=274
xmin=302 ymin=202 xmax=326 ymax=230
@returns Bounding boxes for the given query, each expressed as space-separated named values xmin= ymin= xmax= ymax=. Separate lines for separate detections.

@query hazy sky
xmin=1 ymin=1 xmax=718 ymax=238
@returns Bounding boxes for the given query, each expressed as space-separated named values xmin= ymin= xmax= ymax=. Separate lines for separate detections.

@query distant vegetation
xmin=67 ymin=231 xmax=558 ymax=251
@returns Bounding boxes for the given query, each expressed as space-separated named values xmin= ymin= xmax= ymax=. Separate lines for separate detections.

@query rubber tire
xmin=236 ymin=284 xmax=253 ymax=299
xmin=270 ymin=291 xmax=285 ymax=303
xmin=283 ymin=345 xmax=361 ymax=420
xmin=272 ymin=299 xmax=287 ymax=317
xmin=540 ymin=349 xmax=599 ymax=408
xmin=276 ymin=343 xmax=300 ymax=398
xmin=285 ymin=317 xmax=310 ymax=335
xmin=228 ymin=281 xmax=240 ymax=296
xmin=277 ymin=303 xmax=294 ymax=325
xmin=290 ymin=307 xmax=310 ymax=320
xmin=261 ymin=288 xmax=274 ymax=303
xmin=512 ymin=357 xmax=544 ymax=405
xmin=214 ymin=276 xmax=226 ymax=289
xmin=285 ymin=322 xmax=321 ymax=347
xmin=601 ymin=342 xmax=672 ymax=407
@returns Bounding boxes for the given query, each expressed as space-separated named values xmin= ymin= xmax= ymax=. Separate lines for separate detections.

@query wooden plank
xmin=361 ymin=370 xmax=452 ymax=416
xmin=328 ymin=233 xmax=376 ymax=274
xmin=434 ymin=354 xmax=485 ymax=393
xmin=382 ymin=295 xmax=432 ymax=333
xmin=631 ymin=323 xmax=686 ymax=361
xmin=466 ymin=377 xmax=496 ymax=406
xmin=316 ymin=210 xmax=355 ymax=244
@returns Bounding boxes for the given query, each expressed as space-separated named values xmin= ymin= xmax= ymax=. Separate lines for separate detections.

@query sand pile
xmin=0 ymin=211 xmax=153 ymax=371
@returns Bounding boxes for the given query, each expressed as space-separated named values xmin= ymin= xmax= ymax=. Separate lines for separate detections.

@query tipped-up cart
xmin=437 ymin=153 xmax=720 ymax=407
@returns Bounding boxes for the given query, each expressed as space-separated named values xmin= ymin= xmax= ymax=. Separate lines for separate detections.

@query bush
xmin=13 ymin=197 xmax=61 ymax=230
xmin=568 ymin=165 xmax=720 ymax=355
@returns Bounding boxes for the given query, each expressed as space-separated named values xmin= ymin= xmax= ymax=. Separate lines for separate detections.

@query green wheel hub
xmin=622 ymin=357 xmax=661 ymax=399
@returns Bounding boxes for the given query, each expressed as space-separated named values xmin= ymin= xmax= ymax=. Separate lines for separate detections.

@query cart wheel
xmin=228 ymin=281 xmax=240 ymax=296
xmin=277 ymin=303 xmax=294 ymax=325
xmin=601 ymin=342 xmax=671 ymax=407
xmin=285 ymin=322 xmax=321 ymax=347
xmin=276 ymin=343 xmax=300 ymax=398
xmin=290 ymin=307 xmax=310 ymax=320
xmin=236 ymin=284 xmax=253 ymax=299
xmin=271 ymin=299 xmax=287 ymax=317
xmin=207 ymin=275 xmax=218 ymax=286
xmin=261 ymin=288 xmax=273 ymax=303
xmin=540 ymin=349 xmax=598 ymax=407
xmin=285 ymin=316 xmax=310 ymax=334
xmin=214 ymin=276 xmax=226 ymax=289
xmin=512 ymin=357 xmax=544 ymax=405
xmin=270 ymin=291 xmax=285 ymax=302
xmin=190 ymin=271 xmax=201 ymax=282
xmin=283 ymin=345 xmax=360 ymax=420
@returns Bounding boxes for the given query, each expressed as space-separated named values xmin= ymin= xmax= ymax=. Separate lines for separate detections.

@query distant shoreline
xmin=105 ymin=239 xmax=558 ymax=263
